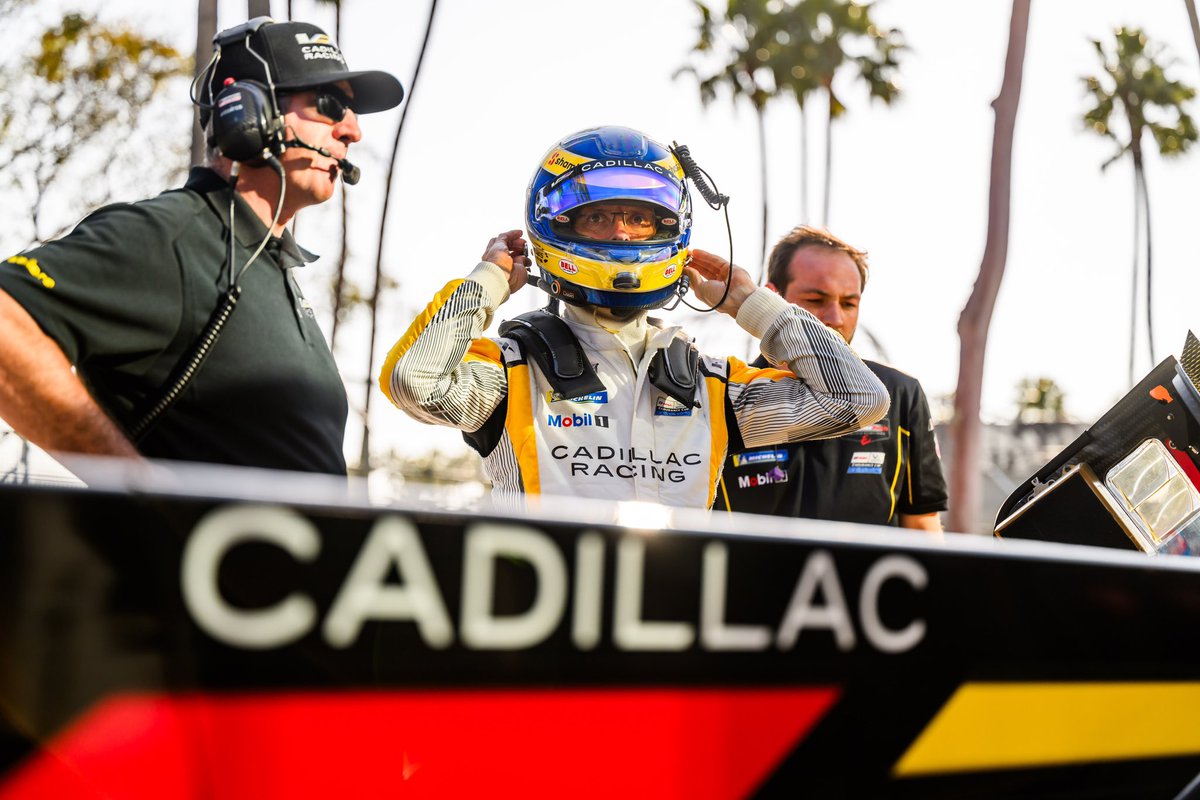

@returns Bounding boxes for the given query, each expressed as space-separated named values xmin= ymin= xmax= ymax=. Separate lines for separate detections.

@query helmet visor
xmin=539 ymin=164 xmax=683 ymax=223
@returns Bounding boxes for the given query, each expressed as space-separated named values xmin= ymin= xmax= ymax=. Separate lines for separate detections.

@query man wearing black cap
xmin=0 ymin=19 xmax=403 ymax=474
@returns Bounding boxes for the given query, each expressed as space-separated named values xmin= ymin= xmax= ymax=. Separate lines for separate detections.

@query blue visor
xmin=539 ymin=163 xmax=683 ymax=219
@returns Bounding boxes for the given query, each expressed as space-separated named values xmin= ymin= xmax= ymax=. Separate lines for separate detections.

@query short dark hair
xmin=767 ymin=225 xmax=870 ymax=294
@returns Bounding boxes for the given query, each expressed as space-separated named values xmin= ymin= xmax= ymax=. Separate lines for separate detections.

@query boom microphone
xmin=336 ymin=159 xmax=360 ymax=186
xmin=283 ymin=138 xmax=360 ymax=185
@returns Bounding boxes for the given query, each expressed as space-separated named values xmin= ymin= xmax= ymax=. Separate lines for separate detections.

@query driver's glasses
xmin=574 ymin=208 xmax=657 ymax=237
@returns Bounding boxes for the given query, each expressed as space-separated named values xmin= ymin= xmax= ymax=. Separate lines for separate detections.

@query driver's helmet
xmin=525 ymin=126 xmax=692 ymax=311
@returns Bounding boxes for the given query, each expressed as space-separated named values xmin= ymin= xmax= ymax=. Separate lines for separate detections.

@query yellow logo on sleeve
xmin=5 ymin=256 xmax=55 ymax=288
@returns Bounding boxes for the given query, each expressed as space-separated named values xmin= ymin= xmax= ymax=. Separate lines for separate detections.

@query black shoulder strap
xmin=649 ymin=336 xmax=701 ymax=408
xmin=498 ymin=309 xmax=605 ymax=401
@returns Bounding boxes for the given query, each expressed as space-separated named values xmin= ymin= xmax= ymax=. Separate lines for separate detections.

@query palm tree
xmin=775 ymin=20 xmax=819 ymax=222
xmin=776 ymin=0 xmax=904 ymax=225
xmin=679 ymin=0 xmax=783 ymax=274
xmin=357 ymin=0 xmax=439 ymax=475
xmin=191 ymin=0 xmax=218 ymax=167
xmin=1082 ymin=27 xmax=1197 ymax=385
xmin=947 ymin=0 xmax=1030 ymax=535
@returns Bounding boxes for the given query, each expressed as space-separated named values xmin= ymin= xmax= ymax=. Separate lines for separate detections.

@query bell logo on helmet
xmin=559 ymin=260 xmax=578 ymax=275
xmin=664 ymin=265 xmax=677 ymax=279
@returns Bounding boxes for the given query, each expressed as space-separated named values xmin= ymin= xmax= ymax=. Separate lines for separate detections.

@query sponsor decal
xmin=299 ymin=44 xmax=346 ymax=63
xmin=544 ymin=151 xmax=576 ymax=171
xmin=664 ymin=264 xmax=677 ymax=279
xmin=559 ymin=259 xmax=578 ymax=275
xmin=732 ymin=449 xmax=789 ymax=468
xmin=550 ymin=445 xmax=703 ymax=484
xmin=554 ymin=214 xmax=571 ymax=223
xmin=655 ymin=396 xmax=692 ymax=417
xmin=700 ymin=355 xmax=726 ymax=376
xmin=662 ymin=217 xmax=677 ymax=226
xmin=217 ymin=92 xmax=242 ymax=108
xmin=547 ymin=169 xmax=574 ymax=190
xmin=6 ymin=255 xmax=55 ymax=289
xmin=847 ymin=451 xmax=886 ymax=475
xmin=546 ymin=391 xmax=608 ymax=405
xmin=547 ymin=413 xmax=609 ymax=428
xmin=737 ymin=466 xmax=789 ymax=489
xmin=843 ymin=422 xmax=891 ymax=446
xmin=579 ymin=158 xmax=674 ymax=180
xmin=294 ymin=32 xmax=333 ymax=45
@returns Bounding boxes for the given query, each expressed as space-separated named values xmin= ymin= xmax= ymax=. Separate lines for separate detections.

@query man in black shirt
xmin=0 ymin=19 xmax=403 ymax=474
xmin=718 ymin=226 xmax=948 ymax=530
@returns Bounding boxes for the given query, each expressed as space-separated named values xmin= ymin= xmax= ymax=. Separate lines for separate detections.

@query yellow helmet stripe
xmin=534 ymin=240 xmax=688 ymax=294
xmin=652 ymin=155 xmax=685 ymax=180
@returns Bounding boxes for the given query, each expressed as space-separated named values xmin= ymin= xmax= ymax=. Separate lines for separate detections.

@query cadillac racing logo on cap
xmin=294 ymin=32 xmax=346 ymax=65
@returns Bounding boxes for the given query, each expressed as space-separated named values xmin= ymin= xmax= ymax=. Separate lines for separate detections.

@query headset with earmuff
xmin=192 ymin=16 xmax=286 ymax=164
xmin=211 ymin=79 xmax=287 ymax=163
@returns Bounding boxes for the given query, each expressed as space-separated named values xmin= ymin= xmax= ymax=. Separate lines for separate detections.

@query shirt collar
xmin=186 ymin=167 xmax=319 ymax=269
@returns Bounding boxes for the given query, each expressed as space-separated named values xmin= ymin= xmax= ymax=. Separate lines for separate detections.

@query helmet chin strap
xmin=597 ymin=305 xmax=644 ymax=323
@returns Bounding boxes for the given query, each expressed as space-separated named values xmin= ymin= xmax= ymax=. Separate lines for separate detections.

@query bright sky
xmin=7 ymin=0 xmax=1200 ymax=469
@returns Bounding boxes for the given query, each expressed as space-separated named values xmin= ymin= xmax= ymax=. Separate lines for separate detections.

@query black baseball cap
xmin=204 ymin=18 xmax=403 ymax=116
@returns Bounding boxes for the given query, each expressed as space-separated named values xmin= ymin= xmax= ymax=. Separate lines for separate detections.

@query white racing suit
xmin=380 ymin=262 xmax=889 ymax=508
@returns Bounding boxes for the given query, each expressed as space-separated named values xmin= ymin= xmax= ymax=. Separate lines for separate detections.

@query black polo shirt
xmin=0 ymin=168 xmax=348 ymax=474
xmin=718 ymin=359 xmax=947 ymax=525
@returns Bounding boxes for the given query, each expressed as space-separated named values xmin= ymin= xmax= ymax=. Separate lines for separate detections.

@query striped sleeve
xmin=378 ymin=262 xmax=511 ymax=433
xmin=727 ymin=288 xmax=889 ymax=448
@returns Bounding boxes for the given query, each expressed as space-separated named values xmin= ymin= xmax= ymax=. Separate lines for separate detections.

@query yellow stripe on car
xmin=894 ymin=682 xmax=1200 ymax=776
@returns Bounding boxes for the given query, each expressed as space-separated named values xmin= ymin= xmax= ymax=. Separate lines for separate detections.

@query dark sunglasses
xmin=282 ymin=85 xmax=355 ymax=122
xmin=315 ymin=85 xmax=355 ymax=122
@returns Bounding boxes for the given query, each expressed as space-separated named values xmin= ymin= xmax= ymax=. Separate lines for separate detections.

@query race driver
xmin=378 ymin=125 xmax=888 ymax=507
